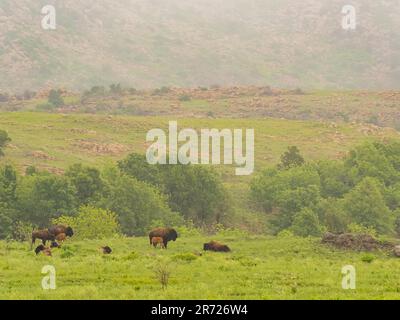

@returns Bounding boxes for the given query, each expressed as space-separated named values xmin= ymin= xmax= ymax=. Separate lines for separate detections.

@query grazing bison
xmin=35 ymin=245 xmax=52 ymax=256
xmin=149 ymin=228 xmax=178 ymax=249
xmin=48 ymin=225 xmax=74 ymax=238
xmin=55 ymin=233 xmax=67 ymax=244
xmin=151 ymin=237 xmax=165 ymax=249
xmin=32 ymin=229 xmax=55 ymax=247
xmin=203 ymin=241 xmax=231 ymax=252
xmin=102 ymin=246 xmax=112 ymax=254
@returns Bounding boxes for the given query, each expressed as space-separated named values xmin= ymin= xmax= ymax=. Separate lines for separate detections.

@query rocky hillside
xmin=1 ymin=0 xmax=399 ymax=91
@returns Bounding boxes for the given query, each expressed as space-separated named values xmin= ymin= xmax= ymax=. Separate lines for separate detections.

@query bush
xmin=291 ymin=208 xmax=324 ymax=237
xmin=348 ymin=223 xmax=377 ymax=238
xmin=11 ymin=221 xmax=34 ymax=242
xmin=48 ymin=89 xmax=64 ymax=107
xmin=179 ymin=95 xmax=191 ymax=102
xmin=361 ymin=253 xmax=375 ymax=263
xmin=53 ymin=206 xmax=120 ymax=240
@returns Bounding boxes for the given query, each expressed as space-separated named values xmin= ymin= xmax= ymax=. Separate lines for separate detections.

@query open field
xmin=0 ymin=111 xmax=398 ymax=177
xmin=1 ymin=234 xmax=400 ymax=300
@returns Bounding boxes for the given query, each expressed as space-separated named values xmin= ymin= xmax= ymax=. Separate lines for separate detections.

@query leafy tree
xmin=25 ymin=166 xmax=38 ymax=176
xmin=0 ymin=211 xmax=13 ymax=239
xmin=118 ymin=153 xmax=163 ymax=188
xmin=278 ymin=146 xmax=305 ymax=170
xmin=48 ymin=89 xmax=64 ymax=107
xmin=0 ymin=130 xmax=10 ymax=156
xmin=316 ymin=160 xmax=352 ymax=198
xmin=316 ymin=198 xmax=348 ymax=234
xmin=119 ymin=154 xmax=230 ymax=226
xmin=251 ymin=165 xmax=320 ymax=213
xmin=344 ymin=142 xmax=400 ymax=187
xmin=15 ymin=174 xmax=76 ymax=227
xmin=161 ymin=165 xmax=230 ymax=225
xmin=98 ymin=166 xmax=183 ymax=236
xmin=343 ymin=177 xmax=393 ymax=234
xmin=291 ymin=208 xmax=324 ymax=237
xmin=65 ymin=164 xmax=103 ymax=206
xmin=53 ymin=206 xmax=120 ymax=240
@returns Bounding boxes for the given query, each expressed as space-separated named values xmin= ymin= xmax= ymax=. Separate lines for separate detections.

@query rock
xmin=394 ymin=246 xmax=400 ymax=257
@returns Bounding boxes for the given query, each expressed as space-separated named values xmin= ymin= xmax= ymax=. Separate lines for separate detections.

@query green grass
xmin=1 ymin=234 xmax=400 ymax=300
xmin=0 ymin=112 xmax=398 ymax=177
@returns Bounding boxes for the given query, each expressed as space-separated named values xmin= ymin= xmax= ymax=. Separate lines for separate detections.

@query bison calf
xmin=151 ymin=237 xmax=165 ymax=249
xmin=101 ymin=246 xmax=112 ymax=254
xmin=203 ymin=241 xmax=231 ymax=252
xmin=35 ymin=245 xmax=52 ymax=256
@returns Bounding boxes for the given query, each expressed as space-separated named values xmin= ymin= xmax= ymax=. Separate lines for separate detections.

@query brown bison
xmin=203 ymin=241 xmax=231 ymax=252
xmin=101 ymin=246 xmax=112 ymax=254
xmin=149 ymin=228 xmax=178 ymax=249
xmin=48 ymin=225 xmax=74 ymax=238
xmin=32 ymin=229 xmax=56 ymax=247
xmin=151 ymin=237 xmax=165 ymax=249
xmin=35 ymin=245 xmax=52 ymax=256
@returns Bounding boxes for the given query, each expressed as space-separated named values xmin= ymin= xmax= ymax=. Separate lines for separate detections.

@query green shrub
xmin=53 ymin=206 xmax=120 ymax=240
xmin=361 ymin=253 xmax=375 ymax=263
xmin=348 ymin=223 xmax=377 ymax=238
xmin=291 ymin=208 xmax=324 ymax=237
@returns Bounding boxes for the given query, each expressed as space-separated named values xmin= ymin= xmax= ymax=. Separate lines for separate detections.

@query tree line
xmin=251 ymin=142 xmax=400 ymax=237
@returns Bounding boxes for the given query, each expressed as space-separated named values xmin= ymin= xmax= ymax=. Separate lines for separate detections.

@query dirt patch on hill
xmin=29 ymin=151 xmax=56 ymax=160
xmin=73 ymin=140 xmax=128 ymax=155
xmin=322 ymin=233 xmax=393 ymax=251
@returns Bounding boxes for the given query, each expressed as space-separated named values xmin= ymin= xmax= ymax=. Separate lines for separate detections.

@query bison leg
xmin=163 ymin=240 xmax=168 ymax=249
xmin=149 ymin=236 xmax=153 ymax=245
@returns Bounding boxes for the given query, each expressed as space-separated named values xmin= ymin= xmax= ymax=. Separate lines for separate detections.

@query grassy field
xmin=1 ymin=233 xmax=400 ymax=300
xmin=0 ymin=111 xmax=398 ymax=178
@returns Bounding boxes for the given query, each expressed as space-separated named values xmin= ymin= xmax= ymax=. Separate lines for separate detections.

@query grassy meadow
xmin=1 ymin=233 xmax=400 ymax=300
xmin=0 ymin=111 xmax=398 ymax=177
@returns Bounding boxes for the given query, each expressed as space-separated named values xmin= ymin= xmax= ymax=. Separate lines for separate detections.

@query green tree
xmin=161 ymin=165 xmax=229 ymax=225
xmin=0 ymin=130 xmax=11 ymax=156
xmin=48 ymin=89 xmax=64 ymax=107
xmin=15 ymin=174 xmax=76 ymax=227
xmin=278 ymin=146 xmax=305 ymax=170
xmin=98 ymin=166 xmax=183 ymax=236
xmin=344 ymin=142 xmax=400 ymax=186
xmin=53 ymin=206 xmax=120 ymax=240
xmin=291 ymin=208 xmax=324 ymax=237
xmin=118 ymin=153 xmax=163 ymax=188
xmin=343 ymin=177 xmax=393 ymax=234
xmin=65 ymin=164 xmax=103 ymax=206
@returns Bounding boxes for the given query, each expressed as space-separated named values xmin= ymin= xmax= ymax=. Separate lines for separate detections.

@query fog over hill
xmin=0 ymin=0 xmax=399 ymax=91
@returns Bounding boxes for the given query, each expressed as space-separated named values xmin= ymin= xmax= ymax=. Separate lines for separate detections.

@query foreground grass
xmin=1 ymin=234 xmax=400 ymax=300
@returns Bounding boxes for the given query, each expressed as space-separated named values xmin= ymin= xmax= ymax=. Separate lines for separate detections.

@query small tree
xmin=48 ymin=89 xmax=64 ymax=107
xmin=291 ymin=208 xmax=323 ymax=237
xmin=278 ymin=146 xmax=305 ymax=170
xmin=53 ymin=206 xmax=120 ymax=240
xmin=0 ymin=130 xmax=10 ymax=157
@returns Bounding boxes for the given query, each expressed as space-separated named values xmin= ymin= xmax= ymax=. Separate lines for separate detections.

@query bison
xmin=203 ymin=241 xmax=231 ymax=252
xmin=149 ymin=228 xmax=178 ymax=249
xmin=48 ymin=225 xmax=74 ymax=238
xmin=35 ymin=245 xmax=52 ymax=256
xmin=101 ymin=246 xmax=112 ymax=254
xmin=32 ymin=229 xmax=56 ymax=247
xmin=151 ymin=236 xmax=165 ymax=249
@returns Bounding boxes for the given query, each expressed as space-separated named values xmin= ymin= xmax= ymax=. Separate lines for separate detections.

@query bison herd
xmin=32 ymin=226 xmax=231 ymax=257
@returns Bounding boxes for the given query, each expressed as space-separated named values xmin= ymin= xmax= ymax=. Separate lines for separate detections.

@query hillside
xmin=0 ymin=112 xmax=398 ymax=176
xmin=1 ymin=0 xmax=399 ymax=91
